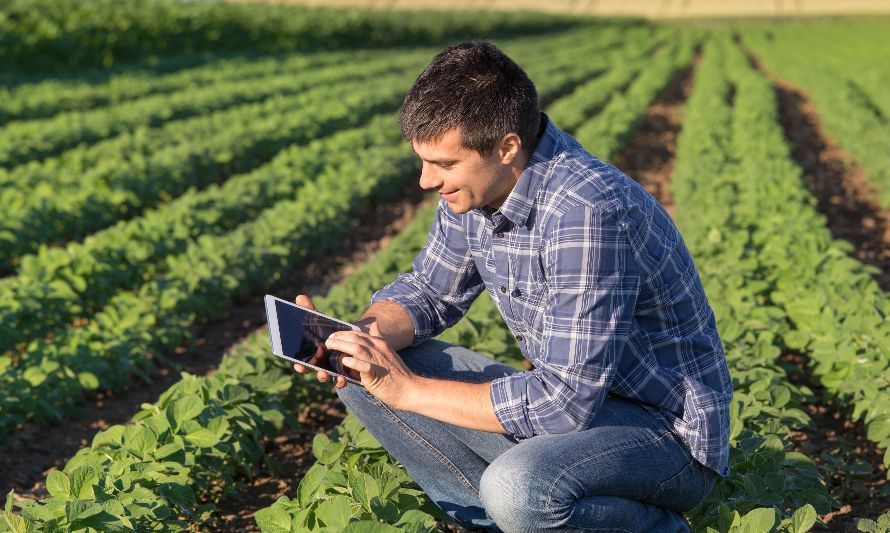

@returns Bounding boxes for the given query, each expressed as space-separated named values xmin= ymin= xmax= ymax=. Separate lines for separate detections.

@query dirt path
xmin=746 ymin=48 xmax=890 ymax=292
xmin=0 ymin=180 xmax=433 ymax=500
xmin=613 ymin=62 xmax=692 ymax=218
xmin=780 ymin=353 xmax=889 ymax=531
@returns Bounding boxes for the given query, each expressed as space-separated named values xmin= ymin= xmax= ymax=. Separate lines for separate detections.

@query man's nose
xmin=418 ymin=163 xmax=442 ymax=191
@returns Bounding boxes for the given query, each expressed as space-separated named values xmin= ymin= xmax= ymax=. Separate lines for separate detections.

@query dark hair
xmin=399 ymin=40 xmax=541 ymax=157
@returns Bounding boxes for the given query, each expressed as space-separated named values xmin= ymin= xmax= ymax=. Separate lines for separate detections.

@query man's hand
xmin=291 ymin=294 xmax=348 ymax=389
xmin=324 ymin=321 xmax=419 ymax=411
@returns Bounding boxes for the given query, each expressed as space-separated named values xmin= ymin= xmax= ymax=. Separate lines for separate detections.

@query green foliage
xmin=672 ymin=33 xmax=837 ymax=531
xmin=0 ymin=350 xmax=324 ymax=531
xmin=743 ymin=21 xmax=890 ymax=207
xmin=857 ymin=510 xmax=890 ymax=533
xmin=255 ymin=416 xmax=441 ymax=533
xmin=0 ymin=0 xmax=582 ymax=73
xmin=0 ymin=23 xmax=637 ymax=440
xmin=0 ymin=68 xmax=416 ymax=270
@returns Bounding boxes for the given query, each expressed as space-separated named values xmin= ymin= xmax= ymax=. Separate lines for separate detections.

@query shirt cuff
xmin=370 ymin=286 xmax=435 ymax=347
xmin=489 ymin=374 xmax=535 ymax=438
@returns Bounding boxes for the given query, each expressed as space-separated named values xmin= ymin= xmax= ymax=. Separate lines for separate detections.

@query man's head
xmin=399 ymin=41 xmax=541 ymax=214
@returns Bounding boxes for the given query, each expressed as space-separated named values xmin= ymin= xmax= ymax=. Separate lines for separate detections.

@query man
xmin=294 ymin=41 xmax=732 ymax=532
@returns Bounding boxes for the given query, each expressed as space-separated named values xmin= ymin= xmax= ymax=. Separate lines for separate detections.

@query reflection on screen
xmin=273 ymin=299 xmax=360 ymax=381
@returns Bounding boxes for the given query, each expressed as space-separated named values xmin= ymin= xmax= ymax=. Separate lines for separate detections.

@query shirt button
xmin=500 ymin=285 xmax=507 ymax=293
xmin=496 ymin=232 xmax=504 ymax=238
xmin=516 ymin=335 xmax=524 ymax=342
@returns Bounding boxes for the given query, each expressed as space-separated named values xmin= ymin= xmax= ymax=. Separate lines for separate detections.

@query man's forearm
xmin=358 ymin=300 xmax=415 ymax=351
xmin=405 ymin=377 xmax=506 ymax=433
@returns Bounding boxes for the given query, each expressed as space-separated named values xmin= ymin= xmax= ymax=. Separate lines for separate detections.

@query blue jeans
xmin=336 ymin=339 xmax=716 ymax=532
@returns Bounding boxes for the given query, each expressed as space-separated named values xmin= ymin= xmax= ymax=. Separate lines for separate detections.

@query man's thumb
xmin=369 ymin=320 xmax=382 ymax=337
xmin=295 ymin=294 xmax=318 ymax=311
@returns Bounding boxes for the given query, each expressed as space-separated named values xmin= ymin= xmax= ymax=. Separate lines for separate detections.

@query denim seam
xmin=364 ymin=390 xmax=481 ymax=496
xmin=645 ymin=457 xmax=696 ymax=503
xmin=544 ymin=429 xmax=674 ymax=511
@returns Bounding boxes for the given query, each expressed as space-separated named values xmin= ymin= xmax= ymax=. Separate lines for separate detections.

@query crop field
xmin=0 ymin=0 xmax=889 ymax=531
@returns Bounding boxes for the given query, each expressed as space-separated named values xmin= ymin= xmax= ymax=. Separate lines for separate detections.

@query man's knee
xmin=479 ymin=451 xmax=565 ymax=531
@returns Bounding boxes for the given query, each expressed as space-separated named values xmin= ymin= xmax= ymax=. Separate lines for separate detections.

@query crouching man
xmin=294 ymin=40 xmax=732 ymax=532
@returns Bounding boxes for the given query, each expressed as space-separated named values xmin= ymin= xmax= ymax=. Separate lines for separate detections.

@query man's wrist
xmin=399 ymin=374 xmax=429 ymax=413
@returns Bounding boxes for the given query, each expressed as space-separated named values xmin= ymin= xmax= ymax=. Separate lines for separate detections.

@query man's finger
xmin=294 ymin=363 xmax=307 ymax=373
xmin=341 ymin=356 xmax=374 ymax=375
xmin=317 ymin=370 xmax=330 ymax=382
xmin=335 ymin=376 xmax=347 ymax=389
xmin=328 ymin=331 xmax=385 ymax=351
xmin=295 ymin=294 xmax=318 ymax=311
xmin=325 ymin=337 xmax=375 ymax=361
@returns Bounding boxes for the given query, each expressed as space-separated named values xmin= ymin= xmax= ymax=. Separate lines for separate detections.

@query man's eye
xmin=440 ymin=163 xmax=455 ymax=170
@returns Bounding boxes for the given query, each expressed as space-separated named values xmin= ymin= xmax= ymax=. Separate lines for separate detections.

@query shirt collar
xmin=483 ymin=113 xmax=570 ymax=228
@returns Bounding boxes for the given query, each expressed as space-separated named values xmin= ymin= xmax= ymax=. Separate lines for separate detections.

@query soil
xmin=745 ymin=47 xmax=890 ymax=291
xmin=0 ymin=179 xmax=434 ymax=501
xmin=780 ymin=353 xmax=889 ymax=531
xmin=612 ymin=62 xmax=695 ymax=219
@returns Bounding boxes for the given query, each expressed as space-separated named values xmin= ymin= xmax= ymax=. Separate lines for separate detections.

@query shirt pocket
xmin=508 ymin=253 xmax=548 ymax=336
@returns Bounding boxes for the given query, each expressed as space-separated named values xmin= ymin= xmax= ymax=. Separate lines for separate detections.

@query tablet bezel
xmin=263 ymin=294 xmax=364 ymax=386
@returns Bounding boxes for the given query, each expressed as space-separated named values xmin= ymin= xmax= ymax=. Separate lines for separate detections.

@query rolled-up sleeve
xmin=490 ymin=203 xmax=640 ymax=438
xmin=371 ymin=199 xmax=485 ymax=347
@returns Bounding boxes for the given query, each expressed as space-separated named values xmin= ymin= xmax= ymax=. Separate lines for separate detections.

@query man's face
xmin=412 ymin=128 xmax=518 ymax=215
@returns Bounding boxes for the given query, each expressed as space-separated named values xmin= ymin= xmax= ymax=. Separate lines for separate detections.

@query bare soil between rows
xmin=781 ymin=353 xmax=889 ymax=531
xmin=746 ymin=46 xmax=890 ymax=292
xmin=0 ymin=179 xmax=433 ymax=501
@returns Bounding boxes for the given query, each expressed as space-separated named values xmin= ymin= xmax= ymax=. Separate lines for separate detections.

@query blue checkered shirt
xmin=371 ymin=114 xmax=732 ymax=476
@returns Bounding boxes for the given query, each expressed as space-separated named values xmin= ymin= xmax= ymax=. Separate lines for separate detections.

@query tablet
xmin=263 ymin=295 xmax=363 ymax=386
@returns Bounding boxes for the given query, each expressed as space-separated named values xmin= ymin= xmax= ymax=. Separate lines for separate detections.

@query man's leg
xmin=478 ymin=396 xmax=716 ymax=532
xmin=335 ymin=339 xmax=521 ymax=529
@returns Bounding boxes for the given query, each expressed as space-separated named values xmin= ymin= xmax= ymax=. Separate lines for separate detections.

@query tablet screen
xmin=265 ymin=296 xmax=361 ymax=382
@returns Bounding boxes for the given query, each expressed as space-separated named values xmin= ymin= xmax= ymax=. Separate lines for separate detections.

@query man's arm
xmin=405 ymin=378 xmax=505 ymax=433
xmin=356 ymin=300 xmax=414 ymax=351
xmin=368 ymin=199 xmax=484 ymax=347
xmin=326 ymin=322 xmax=506 ymax=433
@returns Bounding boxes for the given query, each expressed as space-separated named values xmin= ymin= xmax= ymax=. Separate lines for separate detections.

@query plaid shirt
xmin=371 ymin=114 xmax=732 ymax=476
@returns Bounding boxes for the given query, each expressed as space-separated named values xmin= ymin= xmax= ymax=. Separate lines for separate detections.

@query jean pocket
xmin=646 ymin=459 xmax=708 ymax=513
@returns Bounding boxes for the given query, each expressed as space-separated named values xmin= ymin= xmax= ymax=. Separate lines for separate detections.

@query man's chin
xmin=443 ymin=201 xmax=471 ymax=215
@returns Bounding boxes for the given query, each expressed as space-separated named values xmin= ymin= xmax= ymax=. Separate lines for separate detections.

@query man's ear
xmin=497 ymin=132 xmax=522 ymax=164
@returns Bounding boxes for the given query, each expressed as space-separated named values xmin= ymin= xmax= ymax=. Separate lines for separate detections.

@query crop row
xmin=0 ymin=28 xmax=651 ymax=374
xmin=0 ymin=51 xmax=428 ymax=169
xmin=0 ymin=138 xmax=417 ymax=438
xmin=0 ymin=49 xmax=366 ymax=124
xmin=574 ymin=33 xmax=698 ymax=162
xmin=743 ymin=26 xmax=890 ymax=208
xmin=1 ymin=23 xmax=611 ymax=194
xmin=0 ymin=70 xmax=417 ymax=272
xmin=0 ymin=24 xmax=637 ymax=274
xmin=0 ymin=117 xmax=402 ymax=367
xmin=712 ymin=37 xmax=890 ymax=477
xmin=670 ymin=34 xmax=834 ymax=531
xmin=0 ymin=0 xmax=580 ymax=73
